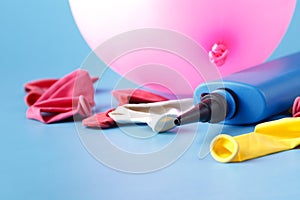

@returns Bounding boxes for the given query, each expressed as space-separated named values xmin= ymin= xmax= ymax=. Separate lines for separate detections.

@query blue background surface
xmin=1 ymin=1 xmax=300 ymax=200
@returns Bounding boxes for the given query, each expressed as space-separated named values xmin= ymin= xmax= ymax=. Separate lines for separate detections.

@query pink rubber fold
xmin=292 ymin=97 xmax=300 ymax=117
xmin=25 ymin=69 xmax=98 ymax=123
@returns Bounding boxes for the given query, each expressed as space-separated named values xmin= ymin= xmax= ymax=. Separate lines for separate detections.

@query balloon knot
xmin=209 ymin=43 xmax=229 ymax=67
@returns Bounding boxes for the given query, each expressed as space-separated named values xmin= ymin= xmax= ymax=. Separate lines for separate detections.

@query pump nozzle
xmin=174 ymin=93 xmax=229 ymax=126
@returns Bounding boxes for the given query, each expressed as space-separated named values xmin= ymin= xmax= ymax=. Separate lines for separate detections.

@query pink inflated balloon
xmin=69 ymin=0 xmax=296 ymax=95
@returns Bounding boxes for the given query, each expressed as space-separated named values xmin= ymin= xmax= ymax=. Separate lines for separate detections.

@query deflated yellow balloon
xmin=210 ymin=118 xmax=300 ymax=163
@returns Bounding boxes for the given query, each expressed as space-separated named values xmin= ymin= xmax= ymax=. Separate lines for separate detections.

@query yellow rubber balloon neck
xmin=210 ymin=134 xmax=239 ymax=163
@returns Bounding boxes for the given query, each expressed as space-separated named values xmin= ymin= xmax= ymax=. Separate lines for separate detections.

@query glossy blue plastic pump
xmin=175 ymin=52 xmax=300 ymax=125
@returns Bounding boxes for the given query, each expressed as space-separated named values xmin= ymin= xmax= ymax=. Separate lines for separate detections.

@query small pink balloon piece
xmin=292 ymin=97 xmax=300 ymax=117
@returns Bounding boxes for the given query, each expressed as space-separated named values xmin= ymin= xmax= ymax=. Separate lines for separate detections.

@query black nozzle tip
xmin=174 ymin=118 xmax=181 ymax=126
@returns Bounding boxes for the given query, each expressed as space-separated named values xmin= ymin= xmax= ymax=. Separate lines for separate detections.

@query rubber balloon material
xmin=69 ymin=0 xmax=296 ymax=95
xmin=210 ymin=118 xmax=300 ymax=163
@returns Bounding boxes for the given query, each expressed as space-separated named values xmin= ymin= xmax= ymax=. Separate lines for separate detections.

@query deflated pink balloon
xmin=69 ymin=0 xmax=296 ymax=95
